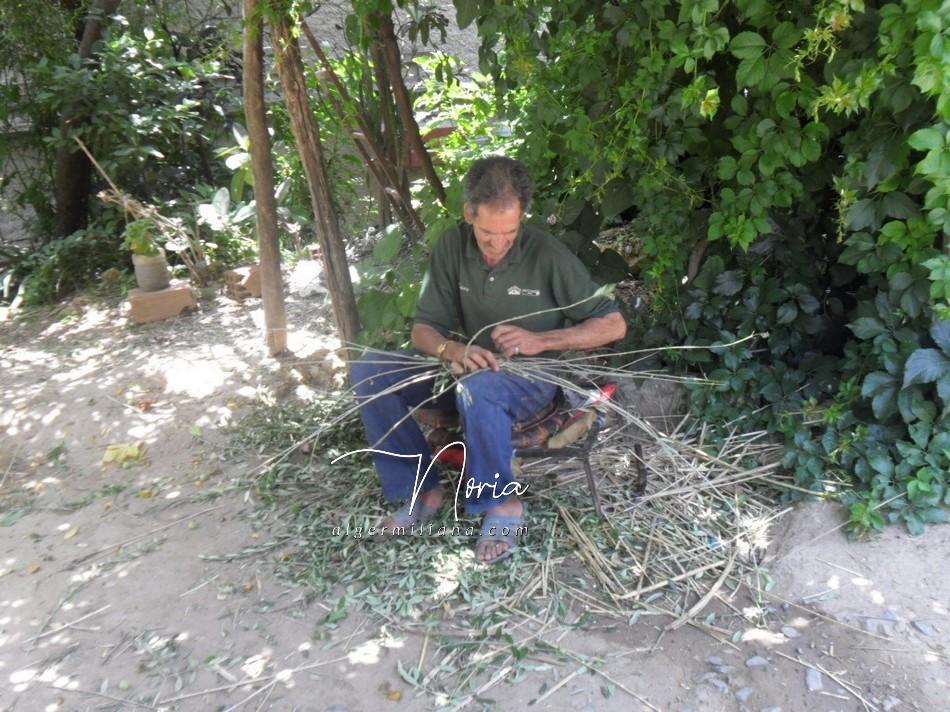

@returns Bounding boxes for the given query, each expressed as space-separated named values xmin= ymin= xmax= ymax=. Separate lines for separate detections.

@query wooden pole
xmin=243 ymin=0 xmax=288 ymax=355
xmin=271 ymin=17 xmax=360 ymax=343
xmin=376 ymin=12 xmax=446 ymax=206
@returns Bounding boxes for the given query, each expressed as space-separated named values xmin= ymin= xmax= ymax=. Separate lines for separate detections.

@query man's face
xmin=464 ymin=201 xmax=523 ymax=267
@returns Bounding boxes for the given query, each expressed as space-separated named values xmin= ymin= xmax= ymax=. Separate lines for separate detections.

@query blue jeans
xmin=350 ymin=351 xmax=558 ymax=514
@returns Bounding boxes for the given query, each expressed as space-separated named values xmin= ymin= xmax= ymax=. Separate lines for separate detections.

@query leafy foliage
xmin=460 ymin=0 xmax=950 ymax=534
xmin=1 ymin=4 xmax=242 ymax=303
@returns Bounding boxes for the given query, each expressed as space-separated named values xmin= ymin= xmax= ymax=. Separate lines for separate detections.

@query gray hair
xmin=462 ymin=156 xmax=533 ymax=214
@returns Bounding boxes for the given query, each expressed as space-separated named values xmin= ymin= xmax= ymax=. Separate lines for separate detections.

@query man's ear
xmin=463 ymin=203 xmax=476 ymax=225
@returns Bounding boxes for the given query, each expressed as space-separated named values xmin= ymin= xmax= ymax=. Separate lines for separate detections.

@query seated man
xmin=351 ymin=156 xmax=626 ymax=563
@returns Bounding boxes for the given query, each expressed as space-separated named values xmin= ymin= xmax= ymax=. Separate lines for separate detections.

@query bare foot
xmin=476 ymin=497 xmax=524 ymax=563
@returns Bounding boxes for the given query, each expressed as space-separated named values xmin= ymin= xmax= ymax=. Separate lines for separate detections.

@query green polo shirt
xmin=414 ymin=222 xmax=618 ymax=353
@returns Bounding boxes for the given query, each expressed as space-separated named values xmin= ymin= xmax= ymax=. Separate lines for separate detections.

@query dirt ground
xmin=1 ymin=290 xmax=948 ymax=712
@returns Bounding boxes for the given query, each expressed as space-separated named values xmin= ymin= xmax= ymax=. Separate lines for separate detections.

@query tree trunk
xmin=243 ymin=0 xmax=288 ymax=356
xmin=376 ymin=13 xmax=446 ymax=206
xmin=299 ymin=20 xmax=425 ymax=241
xmin=271 ymin=17 xmax=360 ymax=344
xmin=369 ymin=41 xmax=396 ymax=227
xmin=53 ymin=0 xmax=122 ymax=238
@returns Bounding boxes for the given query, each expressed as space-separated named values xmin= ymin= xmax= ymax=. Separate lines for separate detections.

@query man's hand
xmin=445 ymin=342 xmax=499 ymax=373
xmin=491 ymin=325 xmax=544 ymax=358
xmin=410 ymin=323 xmax=501 ymax=373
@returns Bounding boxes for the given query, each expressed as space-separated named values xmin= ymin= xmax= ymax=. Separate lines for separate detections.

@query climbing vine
xmin=457 ymin=0 xmax=949 ymax=534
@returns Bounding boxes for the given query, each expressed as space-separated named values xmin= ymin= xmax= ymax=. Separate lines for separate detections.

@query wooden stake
xmin=243 ymin=0 xmax=288 ymax=355
xmin=271 ymin=17 xmax=360 ymax=343
xmin=376 ymin=12 xmax=446 ymax=206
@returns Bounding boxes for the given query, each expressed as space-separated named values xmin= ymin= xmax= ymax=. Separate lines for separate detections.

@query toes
xmin=476 ymin=541 xmax=508 ymax=562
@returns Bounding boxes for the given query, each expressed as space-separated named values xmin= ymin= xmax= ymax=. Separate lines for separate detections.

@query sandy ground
xmin=1 ymin=290 xmax=948 ymax=712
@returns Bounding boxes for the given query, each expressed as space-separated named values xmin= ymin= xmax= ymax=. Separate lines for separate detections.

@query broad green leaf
xmin=593 ymin=250 xmax=631 ymax=283
xmin=847 ymin=200 xmax=879 ymax=231
xmin=882 ymin=192 xmax=919 ymax=219
xmin=862 ymin=371 xmax=897 ymax=397
xmin=868 ymin=451 xmax=894 ymax=477
xmin=931 ymin=320 xmax=950 ymax=354
xmin=454 ymin=0 xmax=481 ymax=28
xmin=730 ymin=31 xmax=767 ymax=59
xmin=801 ymin=138 xmax=820 ymax=163
xmin=908 ymin=127 xmax=944 ymax=152
xmin=905 ymin=512 xmax=925 ymax=536
xmin=601 ymin=178 xmax=635 ymax=219
xmin=373 ymin=227 xmax=403 ymax=263
xmin=718 ymin=156 xmax=737 ymax=180
xmin=798 ymin=294 xmax=820 ymax=314
xmin=903 ymin=348 xmax=950 ymax=387
xmin=736 ymin=56 xmax=766 ymax=88
xmin=849 ymin=317 xmax=888 ymax=339
xmin=920 ymin=508 xmax=948 ymax=524
xmin=775 ymin=90 xmax=797 ymax=117
xmin=713 ymin=270 xmax=744 ymax=296
xmin=776 ymin=301 xmax=798 ymax=324
xmin=772 ymin=21 xmax=799 ymax=49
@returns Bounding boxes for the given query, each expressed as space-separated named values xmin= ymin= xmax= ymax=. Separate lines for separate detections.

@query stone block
xmin=225 ymin=264 xmax=261 ymax=300
xmin=615 ymin=376 xmax=690 ymax=435
xmin=128 ymin=280 xmax=197 ymax=324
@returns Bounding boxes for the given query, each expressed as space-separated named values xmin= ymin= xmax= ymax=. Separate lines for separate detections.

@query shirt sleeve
xmin=413 ymin=229 xmax=460 ymax=336
xmin=548 ymin=239 xmax=620 ymax=324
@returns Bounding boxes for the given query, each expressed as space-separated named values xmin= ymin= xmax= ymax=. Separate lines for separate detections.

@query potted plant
xmin=123 ymin=218 xmax=171 ymax=291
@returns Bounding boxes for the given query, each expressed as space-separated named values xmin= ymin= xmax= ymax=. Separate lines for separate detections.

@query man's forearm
xmin=534 ymin=312 xmax=627 ymax=352
xmin=411 ymin=323 xmax=449 ymax=356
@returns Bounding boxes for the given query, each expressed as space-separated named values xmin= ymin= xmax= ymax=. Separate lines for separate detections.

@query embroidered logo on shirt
xmin=507 ymin=285 xmax=540 ymax=297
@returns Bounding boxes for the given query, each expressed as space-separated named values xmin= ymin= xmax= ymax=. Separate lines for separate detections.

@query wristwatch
xmin=436 ymin=341 xmax=450 ymax=360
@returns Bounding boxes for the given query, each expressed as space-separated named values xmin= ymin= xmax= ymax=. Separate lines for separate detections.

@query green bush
xmin=2 ymin=14 xmax=241 ymax=303
xmin=459 ymin=0 xmax=950 ymax=534
xmin=12 ymin=219 xmax=127 ymax=305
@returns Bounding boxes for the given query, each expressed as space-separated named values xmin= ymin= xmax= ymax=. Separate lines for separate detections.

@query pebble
xmin=736 ymin=687 xmax=753 ymax=702
xmin=746 ymin=655 xmax=769 ymax=668
xmin=913 ymin=621 xmax=936 ymax=637
xmin=863 ymin=618 xmax=886 ymax=635
xmin=806 ymin=669 xmax=823 ymax=692
xmin=700 ymin=671 xmax=729 ymax=692
xmin=707 ymin=655 xmax=724 ymax=666
xmin=761 ymin=708 xmax=783 ymax=712
xmin=323 ymin=707 xmax=349 ymax=712
xmin=781 ymin=626 xmax=801 ymax=639
xmin=882 ymin=696 xmax=902 ymax=711
xmin=882 ymin=609 xmax=898 ymax=622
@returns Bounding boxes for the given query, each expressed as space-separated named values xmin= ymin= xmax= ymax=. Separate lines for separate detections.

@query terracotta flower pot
xmin=132 ymin=251 xmax=171 ymax=292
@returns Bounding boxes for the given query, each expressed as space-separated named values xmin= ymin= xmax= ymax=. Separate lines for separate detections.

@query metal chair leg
xmin=633 ymin=443 xmax=648 ymax=497
xmin=582 ymin=455 xmax=604 ymax=518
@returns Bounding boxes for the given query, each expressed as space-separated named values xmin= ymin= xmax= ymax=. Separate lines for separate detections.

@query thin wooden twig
xmin=156 ymin=654 xmax=350 ymax=705
xmin=24 ymin=604 xmax=111 ymax=643
xmin=773 ymin=650 xmax=878 ymax=712
xmin=532 ymin=664 xmax=586 ymax=705
xmin=666 ymin=548 xmax=737 ymax=631
xmin=71 ymin=505 xmax=223 ymax=566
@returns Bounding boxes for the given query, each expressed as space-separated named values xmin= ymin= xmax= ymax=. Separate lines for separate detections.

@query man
xmin=351 ymin=156 xmax=626 ymax=564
